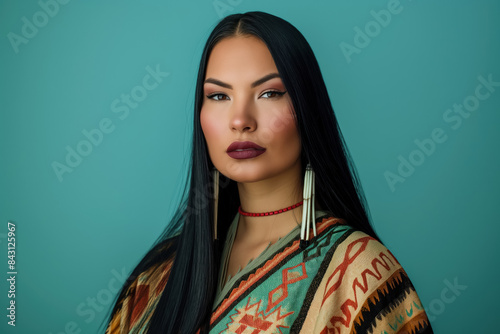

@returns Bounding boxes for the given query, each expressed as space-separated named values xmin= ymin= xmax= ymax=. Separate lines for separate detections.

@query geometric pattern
xmin=222 ymin=297 xmax=293 ymax=334
xmin=302 ymin=232 xmax=334 ymax=262
xmin=266 ymin=263 xmax=307 ymax=312
xmin=105 ymin=216 xmax=434 ymax=334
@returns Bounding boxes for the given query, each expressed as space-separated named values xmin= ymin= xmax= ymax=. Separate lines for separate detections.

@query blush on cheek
xmin=277 ymin=112 xmax=300 ymax=151
xmin=199 ymin=109 xmax=225 ymax=163
xmin=200 ymin=110 xmax=218 ymax=140
xmin=270 ymin=114 xmax=296 ymax=134
xmin=264 ymin=106 xmax=296 ymax=142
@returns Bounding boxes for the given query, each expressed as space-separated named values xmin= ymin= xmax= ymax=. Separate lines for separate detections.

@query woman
xmin=104 ymin=11 xmax=433 ymax=334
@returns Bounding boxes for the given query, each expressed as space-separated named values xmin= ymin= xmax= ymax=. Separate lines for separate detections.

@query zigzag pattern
xmin=322 ymin=236 xmax=373 ymax=306
xmin=327 ymin=248 xmax=399 ymax=328
xmin=303 ymin=230 xmax=333 ymax=261
xmin=302 ymin=225 xmax=349 ymax=262
xmin=351 ymin=269 xmax=431 ymax=333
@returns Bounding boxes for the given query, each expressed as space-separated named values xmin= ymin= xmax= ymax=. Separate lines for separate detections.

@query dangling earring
xmin=213 ymin=167 xmax=219 ymax=241
xmin=300 ymin=162 xmax=316 ymax=249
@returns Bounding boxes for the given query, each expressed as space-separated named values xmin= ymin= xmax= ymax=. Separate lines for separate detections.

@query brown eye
xmin=207 ymin=93 xmax=229 ymax=101
xmin=261 ymin=91 xmax=286 ymax=99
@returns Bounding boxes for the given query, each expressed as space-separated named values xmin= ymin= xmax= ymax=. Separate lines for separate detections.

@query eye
xmin=206 ymin=93 xmax=230 ymax=101
xmin=260 ymin=90 xmax=287 ymax=99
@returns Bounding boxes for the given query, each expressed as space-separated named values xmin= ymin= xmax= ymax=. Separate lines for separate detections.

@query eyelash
xmin=206 ymin=90 xmax=287 ymax=101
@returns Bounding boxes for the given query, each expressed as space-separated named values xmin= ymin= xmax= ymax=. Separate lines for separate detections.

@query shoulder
xmin=311 ymin=216 xmax=411 ymax=278
xmin=105 ymin=237 xmax=178 ymax=333
xmin=309 ymin=226 xmax=433 ymax=333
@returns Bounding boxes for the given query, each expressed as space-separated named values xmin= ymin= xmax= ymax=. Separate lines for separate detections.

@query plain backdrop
xmin=1 ymin=0 xmax=499 ymax=333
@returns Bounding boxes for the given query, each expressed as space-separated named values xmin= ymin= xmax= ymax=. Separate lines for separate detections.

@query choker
xmin=238 ymin=200 xmax=303 ymax=217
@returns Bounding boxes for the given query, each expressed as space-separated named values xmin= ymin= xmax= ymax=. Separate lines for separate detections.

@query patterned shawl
xmin=106 ymin=213 xmax=433 ymax=333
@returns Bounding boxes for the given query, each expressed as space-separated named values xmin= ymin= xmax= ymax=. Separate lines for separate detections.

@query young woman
xmin=104 ymin=11 xmax=433 ymax=334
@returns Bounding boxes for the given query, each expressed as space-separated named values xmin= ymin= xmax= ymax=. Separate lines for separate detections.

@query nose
xmin=230 ymin=97 xmax=257 ymax=133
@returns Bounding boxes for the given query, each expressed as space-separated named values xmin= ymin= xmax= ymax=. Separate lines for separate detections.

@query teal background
xmin=1 ymin=0 xmax=499 ymax=332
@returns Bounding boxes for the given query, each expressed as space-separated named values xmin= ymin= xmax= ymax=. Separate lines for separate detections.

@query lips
xmin=226 ymin=141 xmax=266 ymax=159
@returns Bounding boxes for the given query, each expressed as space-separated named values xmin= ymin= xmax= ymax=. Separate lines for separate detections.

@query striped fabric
xmin=106 ymin=215 xmax=433 ymax=333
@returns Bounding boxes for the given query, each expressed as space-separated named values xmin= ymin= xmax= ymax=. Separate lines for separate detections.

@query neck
xmin=236 ymin=159 xmax=304 ymax=244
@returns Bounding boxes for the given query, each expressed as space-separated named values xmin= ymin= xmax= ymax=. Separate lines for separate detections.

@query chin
xmin=225 ymin=162 xmax=297 ymax=184
xmin=220 ymin=162 xmax=269 ymax=183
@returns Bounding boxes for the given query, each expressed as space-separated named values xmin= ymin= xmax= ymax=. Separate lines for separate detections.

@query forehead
xmin=205 ymin=35 xmax=278 ymax=80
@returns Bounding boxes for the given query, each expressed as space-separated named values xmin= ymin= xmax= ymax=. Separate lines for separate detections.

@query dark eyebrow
xmin=250 ymin=73 xmax=281 ymax=88
xmin=204 ymin=73 xmax=281 ymax=89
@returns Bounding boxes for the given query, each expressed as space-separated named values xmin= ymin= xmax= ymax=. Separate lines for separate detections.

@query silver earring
xmin=300 ymin=163 xmax=316 ymax=249
xmin=213 ymin=167 xmax=219 ymax=241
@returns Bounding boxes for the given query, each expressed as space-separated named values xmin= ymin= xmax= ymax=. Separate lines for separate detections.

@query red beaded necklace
xmin=238 ymin=200 xmax=303 ymax=217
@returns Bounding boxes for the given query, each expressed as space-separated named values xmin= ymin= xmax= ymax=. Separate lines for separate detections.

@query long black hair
xmin=102 ymin=11 xmax=381 ymax=334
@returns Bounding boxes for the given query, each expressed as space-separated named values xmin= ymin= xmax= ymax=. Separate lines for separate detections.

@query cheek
xmin=281 ymin=121 xmax=301 ymax=154
xmin=265 ymin=108 xmax=300 ymax=151
xmin=200 ymin=108 xmax=223 ymax=152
